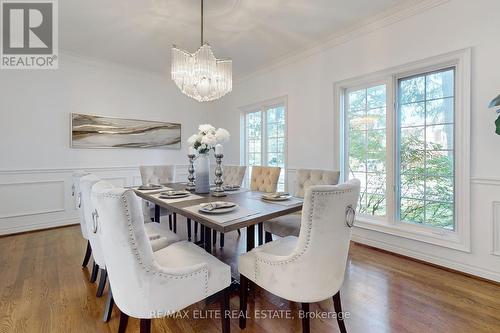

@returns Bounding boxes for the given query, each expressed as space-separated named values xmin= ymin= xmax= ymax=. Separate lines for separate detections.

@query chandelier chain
xmin=201 ymin=0 xmax=204 ymax=46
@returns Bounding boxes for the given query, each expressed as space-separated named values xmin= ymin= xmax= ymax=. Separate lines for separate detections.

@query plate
xmin=262 ymin=194 xmax=292 ymax=201
xmin=159 ymin=190 xmax=190 ymax=199
xmin=138 ymin=184 xmax=163 ymax=190
xmin=223 ymin=185 xmax=241 ymax=191
xmin=199 ymin=203 xmax=239 ymax=214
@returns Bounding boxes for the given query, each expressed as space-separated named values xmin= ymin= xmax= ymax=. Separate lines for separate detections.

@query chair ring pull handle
xmin=92 ymin=209 xmax=99 ymax=234
xmin=345 ymin=205 xmax=356 ymax=228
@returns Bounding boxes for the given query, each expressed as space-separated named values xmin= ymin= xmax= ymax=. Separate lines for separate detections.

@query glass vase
xmin=195 ymin=153 xmax=210 ymax=194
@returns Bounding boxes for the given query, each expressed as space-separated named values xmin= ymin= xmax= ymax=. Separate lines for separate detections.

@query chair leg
xmin=265 ymin=231 xmax=273 ymax=243
xmin=140 ymin=318 xmax=151 ymax=333
xmin=82 ymin=240 xmax=92 ymax=268
xmin=220 ymin=288 xmax=230 ymax=333
xmin=257 ymin=223 xmax=263 ymax=246
xmin=220 ymin=233 xmax=225 ymax=248
xmin=237 ymin=229 xmax=241 ymax=236
xmin=90 ymin=262 xmax=99 ymax=283
xmin=333 ymin=291 xmax=347 ymax=333
xmin=173 ymin=213 xmax=177 ymax=233
xmin=239 ymin=274 xmax=248 ymax=329
xmin=187 ymin=218 xmax=192 ymax=241
xmin=213 ymin=229 xmax=217 ymax=246
xmin=96 ymin=268 xmax=107 ymax=297
xmin=118 ymin=310 xmax=129 ymax=333
xmin=169 ymin=214 xmax=173 ymax=230
xmin=103 ymin=287 xmax=114 ymax=322
xmin=194 ymin=221 xmax=198 ymax=239
xmin=301 ymin=303 xmax=310 ymax=333
xmin=154 ymin=205 xmax=160 ymax=223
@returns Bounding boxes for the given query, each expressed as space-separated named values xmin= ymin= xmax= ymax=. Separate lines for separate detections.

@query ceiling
xmin=60 ymin=0 xmax=414 ymax=78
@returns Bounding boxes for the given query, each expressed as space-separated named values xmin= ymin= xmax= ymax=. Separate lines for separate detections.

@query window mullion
xmin=386 ymin=78 xmax=396 ymax=225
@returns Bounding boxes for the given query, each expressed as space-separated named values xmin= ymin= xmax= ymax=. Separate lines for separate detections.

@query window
xmin=243 ymin=99 xmax=287 ymax=191
xmin=337 ymin=49 xmax=470 ymax=250
xmin=347 ymin=84 xmax=387 ymax=217
xmin=397 ymin=69 xmax=455 ymax=230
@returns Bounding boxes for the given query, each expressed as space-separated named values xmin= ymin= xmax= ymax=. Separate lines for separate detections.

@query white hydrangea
xmin=198 ymin=124 xmax=216 ymax=134
xmin=187 ymin=134 xmax=199 ymax=146
xmin=188 ymin=124 xmax=230 ymax=154
xmin=201 ymin=133 xmax=217 ymax=146
xmin=215 ymin=128 xmax=230 ymax=143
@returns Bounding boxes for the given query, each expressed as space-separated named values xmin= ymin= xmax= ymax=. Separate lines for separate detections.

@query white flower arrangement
xmin=188 ymin=124 xmax=230 ymax=154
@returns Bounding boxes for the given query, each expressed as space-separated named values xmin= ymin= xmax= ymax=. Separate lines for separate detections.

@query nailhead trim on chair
xmin=95 ymin=191 xmax=209 ymax=296
xmin=254 ymin=189 xmax=354 ymax=281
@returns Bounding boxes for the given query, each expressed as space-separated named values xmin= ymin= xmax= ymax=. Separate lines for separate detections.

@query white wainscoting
xmin=492 ymin=201 xmax=500 ymax=257
xmin=0 ymin=165 xmax=189 ymax=235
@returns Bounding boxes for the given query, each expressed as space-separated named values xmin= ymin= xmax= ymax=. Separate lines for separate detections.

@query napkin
xmin=201 ymin=202 xmax=236 ymax=211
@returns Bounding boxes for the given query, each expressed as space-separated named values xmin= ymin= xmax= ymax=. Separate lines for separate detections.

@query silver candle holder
xmin=186 ymin=154 xmax=196 ymax=191
xmin=212 ymin=153 xmax=226 ymax=197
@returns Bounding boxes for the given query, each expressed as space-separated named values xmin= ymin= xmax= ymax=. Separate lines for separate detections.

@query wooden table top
xmin=133 ymin=183 xmax=303 ymax=233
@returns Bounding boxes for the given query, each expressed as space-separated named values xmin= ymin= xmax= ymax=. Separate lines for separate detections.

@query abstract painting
xmin=71 ymin=113 xmax=181 ymax=149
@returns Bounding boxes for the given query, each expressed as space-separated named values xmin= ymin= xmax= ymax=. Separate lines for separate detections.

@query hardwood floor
xmin=1 ymin=220 xmax=500 ymax=333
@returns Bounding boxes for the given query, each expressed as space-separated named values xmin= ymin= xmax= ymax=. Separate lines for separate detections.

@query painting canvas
xmin=71 ymin=113 xmax=181 ymax=149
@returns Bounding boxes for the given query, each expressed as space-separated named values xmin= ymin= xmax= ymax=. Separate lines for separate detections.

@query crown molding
xmin=234 ymin=0 xmax=451 ymax=84
xmin=58 ymin=50 xmax=168 ymax=81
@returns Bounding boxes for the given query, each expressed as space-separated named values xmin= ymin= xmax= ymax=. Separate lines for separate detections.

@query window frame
xmin=343 ymin=79 xmax=394 ymax=223
xmin=240 ymin=96 xmax=288 ymax=190
xmin=334 ymin=49 xmax=471 ymax=252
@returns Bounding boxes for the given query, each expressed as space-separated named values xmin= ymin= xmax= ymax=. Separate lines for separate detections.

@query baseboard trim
xmin=351 ymin=234 xmax=500 ymax=283
xmin=0 ymin=218 xmax=80 ymax=236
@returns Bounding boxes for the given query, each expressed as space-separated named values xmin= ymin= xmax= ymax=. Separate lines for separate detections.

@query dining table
xmin=133 ymin=183 xmax=303 ymax=254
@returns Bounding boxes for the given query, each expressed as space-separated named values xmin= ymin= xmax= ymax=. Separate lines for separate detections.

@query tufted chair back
xmin=250 ymin=166 xmax=281 ymax=193
xmin=91 ymin=184 xmax=210 ymax=318
xmin=223 ymin=165 xmax=247 ymax=186
xmin=139 ymin=165 xmax=175 ymax=185
xmin=72 ymin=172 xmax=90 ymax=239
xmin=255 ymin=180 xmax=360 ymax=302
xmin=80 ymin=174 xmax=107 ymax=268
xmin=295 ymin=169 xmax=340 ymax=198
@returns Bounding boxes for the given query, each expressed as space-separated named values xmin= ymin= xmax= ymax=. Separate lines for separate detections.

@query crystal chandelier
xmin=171 ymin=0 xmax=232 ymax=102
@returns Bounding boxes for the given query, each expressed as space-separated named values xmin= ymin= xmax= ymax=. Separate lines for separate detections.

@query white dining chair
xmin=238 ymin=180 xmax=360 ymax=333
xmin=264 ymin=168 xmax=340 ymax=240
xmin=139 ymin=165 xmax=190 ymax=238
xmin=91 ymin=184 xmax=232 ymax=333
xmin=251 ymin=166 xmax=281 ymax=246
xmin=72 ymin=171 xmax=92 ymax=271
xmin=210 ymin=165 xmax=247 ymax=248
xmin=79 ymin=175 xmax=180 ymax=321
xmin=223 ymin=165 xmax=247 ymax=187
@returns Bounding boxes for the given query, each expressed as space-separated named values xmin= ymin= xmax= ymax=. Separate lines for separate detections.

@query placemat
xmin=182 ymin=204 xmax=260 ymax=224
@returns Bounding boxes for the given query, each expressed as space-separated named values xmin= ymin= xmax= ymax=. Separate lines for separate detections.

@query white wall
xmin=0 ymin=54 xmax=208 ymax=234
xmin=212 ymin=0 xmax=500 ymax=281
